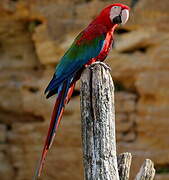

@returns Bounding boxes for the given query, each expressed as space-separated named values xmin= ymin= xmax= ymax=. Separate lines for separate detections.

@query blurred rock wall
xmin=0 ymin=0 xmax=169 ymax=179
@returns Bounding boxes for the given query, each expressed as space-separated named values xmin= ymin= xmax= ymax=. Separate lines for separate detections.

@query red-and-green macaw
xmin=36 ymin=3 xmax=129 ymax=178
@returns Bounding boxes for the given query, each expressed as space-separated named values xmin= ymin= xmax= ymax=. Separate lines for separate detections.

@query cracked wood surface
xmin=80 ymin=63 xmax=119 ymax=180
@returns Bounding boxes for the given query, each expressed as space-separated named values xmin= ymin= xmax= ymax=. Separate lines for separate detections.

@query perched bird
xmin=36 ymin=3 xmax=130 ymax=178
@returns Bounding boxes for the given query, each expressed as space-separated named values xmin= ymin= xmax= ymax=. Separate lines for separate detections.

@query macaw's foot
xmin=89 ymin=61 xmax=111 ymax=71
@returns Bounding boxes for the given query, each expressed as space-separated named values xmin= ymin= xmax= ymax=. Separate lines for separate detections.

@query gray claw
xmin=89 ymin=62 xmax=111 ymax=71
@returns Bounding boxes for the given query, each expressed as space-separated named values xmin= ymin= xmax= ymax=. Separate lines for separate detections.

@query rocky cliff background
xmin=0 ymin=0 xmax=169 ymax=180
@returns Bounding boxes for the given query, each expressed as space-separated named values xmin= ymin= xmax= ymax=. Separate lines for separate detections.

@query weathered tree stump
xmin=80 ymin=63 xmax=119 ymax=180
xmin=135 ymin=159 xmax=155 ymax=180
xmin=117 ymin=152 xmax=132 ymax=180
xmin=80 ymin=62 xmax=155 ymax=180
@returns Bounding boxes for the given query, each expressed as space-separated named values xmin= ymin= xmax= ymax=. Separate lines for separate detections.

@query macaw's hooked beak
xmin=113 ymin=8 xmax=129 ymax=25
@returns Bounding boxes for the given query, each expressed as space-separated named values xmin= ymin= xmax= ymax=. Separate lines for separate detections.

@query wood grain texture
xmin=135 ymin=159 xmax=155 ymax=180
xmin=117 ymin=153 xmax=132 ymax=180
xmin=80 ymin=63 xmax=119 ymax=180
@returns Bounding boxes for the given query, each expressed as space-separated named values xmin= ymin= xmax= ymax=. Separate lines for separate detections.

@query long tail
xmin=34 ymin=78 xmax=76 ymax=179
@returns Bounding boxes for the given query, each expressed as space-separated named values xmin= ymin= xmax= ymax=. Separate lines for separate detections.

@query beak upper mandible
xmin=121 ymin=9 xmax=129 ymax=24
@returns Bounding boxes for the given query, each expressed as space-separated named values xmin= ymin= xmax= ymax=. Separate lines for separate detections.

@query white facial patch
xmin=109 ymin=6 xmax=122 ymax=22
xmin=121 ymin=9 xmax=129 ymax=24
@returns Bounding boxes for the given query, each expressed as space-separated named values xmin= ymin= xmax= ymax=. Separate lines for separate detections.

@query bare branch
xmin=117 ymin=153 xmax=132 ymax=180
xmin=135 ymin=159 xmax=155 ymax=180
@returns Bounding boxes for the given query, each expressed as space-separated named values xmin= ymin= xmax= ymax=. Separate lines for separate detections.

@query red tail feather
xmin=35 ymin=93 xmax=63 ymax=177
xmin=35 ymin=82 xmax=76 ymax=179
xmin=66 ymin=82 xmax=76 ymax=103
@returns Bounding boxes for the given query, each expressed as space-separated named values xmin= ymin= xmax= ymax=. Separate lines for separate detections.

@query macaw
xmin=36 ymin=3 xmax=130 ymax=178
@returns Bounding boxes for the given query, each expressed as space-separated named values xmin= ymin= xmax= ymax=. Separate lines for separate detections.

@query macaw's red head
xmin=98 ymin=3 xmax=130 ymax=27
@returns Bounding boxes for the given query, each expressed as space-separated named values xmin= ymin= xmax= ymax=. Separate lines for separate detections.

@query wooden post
xmin=80 ymin=62 xmax=155 ymax=180
xmin=135 ymin=159 xmax=155 ymax=180
xmin=117 ymin=153 xmax=132 ymax=180
xmin=80 ymin=63 xmax=119 ymax=180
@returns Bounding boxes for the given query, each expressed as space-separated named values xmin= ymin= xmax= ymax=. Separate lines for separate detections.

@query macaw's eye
xmin=113 ymin=6 xmax=119 ymax=9
xmin=112 ymin=6 xmax=121 ymax=14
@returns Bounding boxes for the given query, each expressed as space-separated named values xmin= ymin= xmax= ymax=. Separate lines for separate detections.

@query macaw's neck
xmin=90 ymin=13 xmax=118 ymax=34
xmin=77 ymin=15 xmax=118 ymax=45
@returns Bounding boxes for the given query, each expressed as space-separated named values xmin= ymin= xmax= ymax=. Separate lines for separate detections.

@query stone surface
xmin=0 ymin=0 xmax=169 ymax=180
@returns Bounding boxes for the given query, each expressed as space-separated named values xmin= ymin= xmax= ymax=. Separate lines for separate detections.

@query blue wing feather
xmin=45 ymin=31 xmax=106 ymax=97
